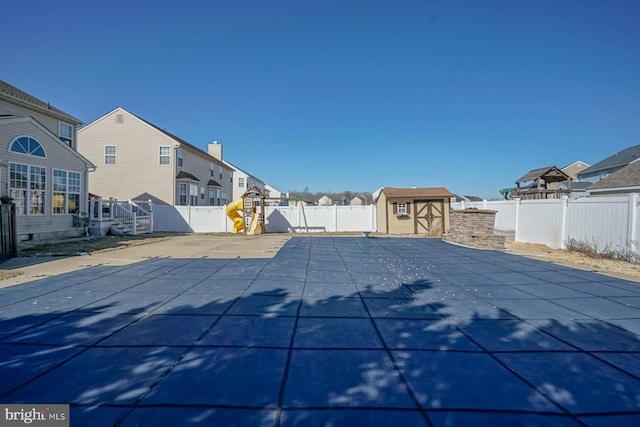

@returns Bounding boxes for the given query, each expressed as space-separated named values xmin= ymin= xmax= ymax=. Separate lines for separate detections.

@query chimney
xmin=208 ymin=140 xmax=222 ymax=161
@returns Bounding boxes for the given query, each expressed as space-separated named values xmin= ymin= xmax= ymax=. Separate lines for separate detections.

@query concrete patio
xmin=1 ymin=236 xmax=640 ymax=426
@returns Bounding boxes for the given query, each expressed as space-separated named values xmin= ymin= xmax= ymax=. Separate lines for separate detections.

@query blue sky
xmin=3 ymin=0 xmax=639 ymax=199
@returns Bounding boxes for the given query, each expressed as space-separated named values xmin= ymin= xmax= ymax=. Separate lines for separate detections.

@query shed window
xmin=393 ymin=202 xmax=411 ymax=215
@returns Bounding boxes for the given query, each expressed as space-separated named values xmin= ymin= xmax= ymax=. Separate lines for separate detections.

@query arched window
xmin=10 ymin=136 xmax=46 ymax=157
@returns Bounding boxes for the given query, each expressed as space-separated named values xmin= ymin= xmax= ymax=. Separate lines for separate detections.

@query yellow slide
xmin=225 ymin=199 xmax=245 ymax=233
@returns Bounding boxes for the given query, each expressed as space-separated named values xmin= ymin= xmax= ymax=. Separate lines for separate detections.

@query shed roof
xmin=380 ymin=187 xmax=453 ymax=199
xmin=516 ymin=166 xmax=570 ymax=184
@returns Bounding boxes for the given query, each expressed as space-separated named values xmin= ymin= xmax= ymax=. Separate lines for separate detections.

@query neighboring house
xmin=375 ymin=187 xmax=453 ymax=236
xmin=77 ymin=107 xmax=232 ymax=206
xmin=207 ymin=142 xmax=266 ymax=202
xmin=0 ymin=79 xmax=95 ymax=241
xmin=551 ymin=160 xmax=592 ymax=196
xmin=587 ymin=159 xmax=640 ymax=196
xmin=317 ymin=195 xmax=333 ymax=206
xmin=561 ymin=160 xmax=590 ymax=182
xmin=578 ymin=145 xmax=640 ymax=183
xmin=264 ymin=183 xmax=289 ymax=206
xmin=350 ymin=196 xmax=363 ymax=206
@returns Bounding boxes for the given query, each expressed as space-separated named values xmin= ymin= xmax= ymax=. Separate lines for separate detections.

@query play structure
xmin=225 ymin=186 xmax=265 ymax=235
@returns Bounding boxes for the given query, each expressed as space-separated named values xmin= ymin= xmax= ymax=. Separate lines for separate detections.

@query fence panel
xmin=265 ymin=206 xmax=299 ymax=232
xmin=565 ymin=196 xmax=631 ymax=252
xmin=336 ymin=206 xmax=376 ymax=232
xmin=516 ymin=199 xmax=565 ymax=248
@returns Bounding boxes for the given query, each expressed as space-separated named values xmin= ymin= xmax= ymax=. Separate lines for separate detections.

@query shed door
xmin=414 ymin=200 xmax=444 ymax=236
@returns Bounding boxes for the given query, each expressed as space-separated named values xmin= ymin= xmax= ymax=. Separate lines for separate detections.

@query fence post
xmin=334 ymin=205 xmax=338 ymax=232
xmin=513 ymin=198 xmax=520 ymax=242
xmin=559 ymin=196 xmax=568 ymax=249
xmin=148 ymin=199 xmax=154 ymax=233
xmin=370 ymin=205 xmax=376 ymax=232
xmin=628 ymin=193 xmax=639 ymax=246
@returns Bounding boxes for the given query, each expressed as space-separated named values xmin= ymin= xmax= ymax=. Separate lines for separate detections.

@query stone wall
xmin=445 ymin=209 xmax=505 ymax=249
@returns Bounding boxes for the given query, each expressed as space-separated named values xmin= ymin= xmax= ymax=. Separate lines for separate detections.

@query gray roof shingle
xmin=579 ymin=145 xmax=640 ymax=176
xmin=589 ymin=160 xmax=640 ymax=190
xmin=0 ymin=79 xmax=81 ymax=124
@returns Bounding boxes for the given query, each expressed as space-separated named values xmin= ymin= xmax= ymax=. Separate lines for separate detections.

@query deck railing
xmin=88 ymin=197 xmax=153 ymax=235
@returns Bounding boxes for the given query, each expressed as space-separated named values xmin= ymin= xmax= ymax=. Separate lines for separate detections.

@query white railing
xmin=88 ymin=197 xmax=154 ymax=235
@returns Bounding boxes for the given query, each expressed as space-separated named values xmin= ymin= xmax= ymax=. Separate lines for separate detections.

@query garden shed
xmin=375 ymin=187 xmax=453 ymax=236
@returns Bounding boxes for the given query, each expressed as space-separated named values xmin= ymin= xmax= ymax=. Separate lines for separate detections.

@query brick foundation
xmin=445 ymin=209 xmax=505 ymax=249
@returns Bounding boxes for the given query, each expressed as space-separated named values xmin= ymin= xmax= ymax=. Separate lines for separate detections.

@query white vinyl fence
xmin=153 ymin=194 xmax=640 ymax=254
xmin=451 ymin=194 xmax=640 ymax=251
xmin=154 ymin=204 xmax=377 ymax=234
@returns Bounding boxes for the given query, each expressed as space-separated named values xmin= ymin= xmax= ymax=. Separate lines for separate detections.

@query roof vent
xmin=115 ymin=114 xmax=124 ymax=123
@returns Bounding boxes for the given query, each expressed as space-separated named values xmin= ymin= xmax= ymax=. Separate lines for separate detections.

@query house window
xmin=178 ymin=182 xmax=199 ymax=205
xmin=105 ymin=145 xmax=116 ymax=164
xmin=178 ymin=183 xmax=187 ymax=205
xmin=9 ymin=163 xmax=46 ymax=215
xmin=209 ymin=188 xmax=216 ymax=205
xmin=177 ymin=148 xmax=183 ymax=167
xmin=238 ymin=177 xmax=245 ymax=188
xmin=59 ymin=122 xmax=73 ymax=146
xmin=210 ymin=162 xmax=214 ymax=177
xmin=200 ymin=187 xmax=205 ymax=200
xmin=190 ymin=183 xmax=198 ymax=205
xmin=229 ymin=170 xmax=232 ymax=183
xmin=53 ymin=169 xmax=81 ymax=214
xmin=10 ymin=136 xmax=45 ymax=157
xmin=159 ymin=146 xmax=171 ymax=165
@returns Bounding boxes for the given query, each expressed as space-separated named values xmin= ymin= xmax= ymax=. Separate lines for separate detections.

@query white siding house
xmin=77 ymin=107 xmax=233 ymax=206
xmin=207 ymin=142 xmax=266 ymax=202
xmin=0 ymin=80 xmax=95 ymax=241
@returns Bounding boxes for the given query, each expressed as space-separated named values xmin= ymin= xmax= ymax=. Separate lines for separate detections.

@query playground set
xmin=225 ymin=186 xmax=280 ymax=235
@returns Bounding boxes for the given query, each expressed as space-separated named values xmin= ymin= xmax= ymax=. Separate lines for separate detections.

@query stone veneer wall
xmin=445 ymin=209 xmax=505 ymax=249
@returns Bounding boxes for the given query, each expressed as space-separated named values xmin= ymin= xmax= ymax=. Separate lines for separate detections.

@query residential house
xmin=317 ymin=195 xmax=333 ymax=206
xmin=0 ymin=80 xmax=95 ymax=241
xmin=264 ymin=183 xmax=289 ymax=206
xmin=350 ymin=196 xmax=363 ymax=206
xmin=77 ymin=107 xmax=232 ymax=206
xmin=547 ymin=160 xmax=592 ymax=196
xmin=561 ymin=161 xmax=590 ymax=182
xmin=578 ymin=145 xmax=640 ymax=183
xmin=587 ymin=159 xmax=640 ymax=196
xmin=207 ymin=142 xmax=266 ymax=202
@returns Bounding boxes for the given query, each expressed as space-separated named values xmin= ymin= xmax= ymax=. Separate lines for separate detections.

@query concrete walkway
xmin=1 ymin=236 xmax=639 ymax=426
